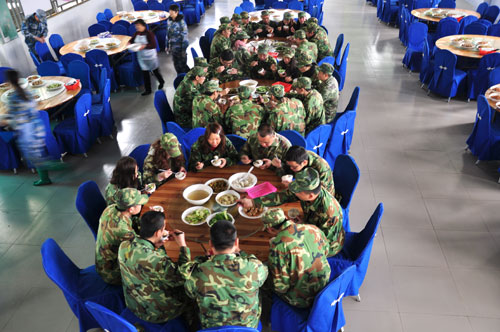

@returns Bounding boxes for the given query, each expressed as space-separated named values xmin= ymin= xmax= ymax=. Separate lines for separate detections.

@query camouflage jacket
xmin=249 ymin=54 xmax=277 ymax=80
xmin=275 ymin=21 xmax=296 ymax=37
xmin=143 ymin=145 xmax=186 ymax=186
xmin=173 ymin=79 xmax=202 ymax=128
xmin=266 ymin=97 xmax=306 ymax=136
xmin=21 ymin=14 xmax=48 ymax=48
xmin=104 ymin=173 xmax=144 ymax=206
xmin=96 ymin=205 xmax=136 ymax=285
xmin=208 ymin=57 xmax=243 ymax=83
xmin=310 ymin=29 xmax=333 ymax=60
xmin=188 ymin=136 xmax=239 ymax=171
xmin=255 ymin=20 xmax=278 ymax=37
xmin=314 ymin=76 xmax=339 ymax=123
xmin=118 ymin=238 xmax=190 ymax=323
xmin=192 ymin=95 xmax=224 ymax=128
xmin=277 ymin=59 xmax=299 ymax=80
xmin=298 ymin=41 xmax=318 ymax=63
xmin=297 ymin=63 xmax=319 ymax=80
xmin=234 ymin=47 xmax=253 ymax=76
xmin=254 ymin=186 xmax=344 ymax=256
xmin=166 ymin=16 xmax=189 ymax=50
xmin=180 ymin=252 xmax=268 ymax=329
xmin=276 ymin=150 xmax=334 ymax=196
xmin=269 ymin=220 xmax=331 ymax=308
xmin=303 ymin=89 xmax=325 ymax=135
xmin=210 ymin=34 xmax=232 ymax=60
xmin=240 ymin=133 xmax=291 ymax=167
xmin=224 ymin=99 xmax=264 ymax=139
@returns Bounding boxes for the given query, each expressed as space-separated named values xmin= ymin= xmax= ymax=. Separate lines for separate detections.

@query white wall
xmin=0 ymin=0 xmax=132 ymax=76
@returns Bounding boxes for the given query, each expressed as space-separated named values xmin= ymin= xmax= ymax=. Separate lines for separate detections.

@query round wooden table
xmin=435 ymin=35 xmax=500 ymax=59
xmin=110 ymin=10 xmax=169 ymax=25
xmin=144 ymin=165 xmax=301 ymax=262
xmin=59 ymin=35 xmax=131 ymax=57
xmin=411 ymin=8 xmax=480 ymax=22
xmin=0 ymin=76 xmax=81 ymax=115
xmin=249 ymin=9 xmax=310 ymax=22
xmin=484 ymin=84 xmax=500 ymax=110
xmin=218 ymin=79 xmax=275 ymax=113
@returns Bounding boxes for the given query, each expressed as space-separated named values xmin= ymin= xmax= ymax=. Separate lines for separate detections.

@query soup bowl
xmin=183 ymin=184 xmax=213 ymax=205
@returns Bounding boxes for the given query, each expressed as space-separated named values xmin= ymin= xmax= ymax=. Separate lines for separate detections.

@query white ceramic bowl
xmin=206 ymin=211 xmax=235 ymax=227
xmin=181 ymin=206 xmax=211 ymax=226
xmin=253 ymin=160 xmax=263 ymax=167
xmin=239 ymin=79 xmax=258 ymax=94
xmin=150 ymin=205 xmax=164 ymax=212
xmin=204 ymin=178 xmax=229 ymax=194
xmin=238 ymin=205 xmax=268 ymax=219
xmin=182 ymin=184 xmax=213 ymax=205
xmin=228 ymin=172 xmax=258 ymax=193
xmin=215 ymin=190 xmax=241 ymax=207
xmin=281 ymin=175 xmax=293 ymax=182
xmin=175 ymin=172 xmax=186 ymax=180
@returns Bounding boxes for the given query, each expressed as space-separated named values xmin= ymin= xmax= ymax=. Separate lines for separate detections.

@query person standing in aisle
xmin=131 ymin=19 xmax=165 ymax=96
xmin=21 ymin=9 xmax=48 ymax=61
xmin=166 ymin=4 xmax=190 ymax=74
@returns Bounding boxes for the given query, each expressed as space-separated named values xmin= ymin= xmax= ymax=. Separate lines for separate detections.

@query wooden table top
xmin=144 ymin=165 xmax=301 ymax=262
xmin=435 ymin=35 xmax=500 ymax=59
xmin=0 ymin=76 xmax=81 ymax=115
xmin=249 ymin=9 xmax=311 ymax=22
xmin=220 ymin=79 xmax=276 ymax=90
xmin=484 ymin=84 xmax=500 ymax=111
xmin=411 ymin=8 xmax=480 ymax=22
xmin=110 ymin=10 xmax=169 ymax=24
xmin=59 ymin=35 xmax=131 ymax=57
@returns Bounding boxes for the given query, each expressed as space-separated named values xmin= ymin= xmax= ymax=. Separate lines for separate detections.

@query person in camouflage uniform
xmin=315 ymin=63 xmax=340 ymax=123
xmin=265 ymin=85 xmax=306 ymax=136
xmin=214 ymin=16 xmax=231 ymax=37
xmin=294 ymin=30 xmax=318 ymax=63
xmin=143 ymin=133 xmax=186 ymax=186
xmin=209 ymin=49 xmax=242 ymax=83
xmin=234 ymin=46 xmax=253 ymax=77
xmin=275 ymin=12 xmax=296 ymax=37
xmin=118 ymin=211 xmax=191 ymax=323
xmin=240 ymin=12 xmax=256 ymax=38
xmin=306 ymin=23 xmax=333 ymax=61
xmin=291 ymin=11 xmax=308 ymax=33
xmin=263 ymin=208 xmax=331 ymax=308
xmin=188 ymin=122 xmax=239 ymax=171
xmin=180 ymin=220 xmax=268 ymax=329
xmin=173 ymin=66 xmax=207 ymax=128
xmin=21 ymin=9 xmax=48 ymax=60
xmin=96 ymin=188 xmax=148 ymax=285
xmin=224 ymin=86 xmax=264 ymax=139
xmin=240 ymin=168 xmax=344 ymax=257
xmin=249 ymin=44 xmax=278 ymax=80
xmin=277 ymin=48 xmax=299 ymax=82
xmin=232 ymin=30 xmax=250 ymax=52
xmin=192 ymin=80 xmax=224 ymax=128
xmin=291 ymin=77 xmax=325 ymax=135
xmin=166 ymin=4 xmax=190 ymax=74
xmin=296 ymin=51 xmax=319 ymax=79
xmin=105 ymin=156 xmax=144 ymax=206
xmin=240 ymin=123 xmax=291 ymax=170
xmin=210 ymin=24 xmax=232 ymax=60
xmin=276 ymin=145 xmax=334 ymax=196
xmin=254 ymin=10 xmax=277 ymax=38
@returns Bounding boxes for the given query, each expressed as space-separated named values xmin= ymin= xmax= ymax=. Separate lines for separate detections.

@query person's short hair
xmin=210 ymin=220 xmax=237 ymax=251
xmin=220 ymin=49 xmax=234 ymax=61
xmin=285 ymin=145 xmax=308 ymax=164
xmin=258 ymin=123 xmax=275 ymax=137
xmin=303 ymin=182 xmax=321 ymax=195
xmin=134 ymin=19 xmax=147 ymax=27
xmin=139 ymin=211 xmax=165 ymax=238
xmin=169 ymin=4 xmax=180 ymax=12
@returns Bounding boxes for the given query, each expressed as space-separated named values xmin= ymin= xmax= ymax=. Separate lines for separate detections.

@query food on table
xmin=288 ymin=208 xmax=300 ymax=219
xmin=233 ymin=176 xmax=253 ymax=188
xmin=33 ymin=94 xmax=40 ymax=100
xmin=106 ymin=42 xmax=117 ymax=48
xmin=144 ymin=183 xmax=156 ymax=193
xmin=31 ymin=79 xmax=44 ymax=87
xmin=47 ymin=83 xmax=63 ymax=90
xmin=188 ymin=190 xmax=210 ymax=201
xmin=0 ymin=83 xmax=11 ymax=91
xmin=243 ymin=206 xmax=265 ymax=217
xmin=208 ymin=211 xmax=232 ymax=227
xmin=217 ymin=193 xmax=238 ymax=206
xmin=79 ymin=46 xmax=91 ymax=52
xmin=150 ymin=205 xmax=164 ymax=212
xmin=95 ymin=45 xmax=105 ymax=49
xmin=207 ymin=179 xmax=229 ymax=193
xmin=90 ymin=39 xmax=99 ymax=45
xmin=489 ymin=93 xmax=500 ymax=101
xmin=185 ymin=208 xmax=210 ymax=224
xmin=253 ymin=159 xmax=263 ymax=167
xmin=27 ymin=75 xmax=41 ymax=82
xmin=256 ymin=86 xmax=269 ymax=94
xmin=175 ymin=172 xmax=186 ymax=180
xmin=148 ymin=12 xmax=156 ymax=16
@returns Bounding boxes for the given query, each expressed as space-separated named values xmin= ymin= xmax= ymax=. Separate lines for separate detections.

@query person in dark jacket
xmin=166 ymin=4 xmax=190 ymax=74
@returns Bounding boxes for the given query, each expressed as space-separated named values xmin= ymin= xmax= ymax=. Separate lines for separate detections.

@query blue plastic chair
xmin=115 ymin=20 xmax=131 ymax=29
xmin=272 ymin=1 xmax=288 ymax=9
xmin=0 ymin=131 xmax=20 ymax=172
xmin=128 ymin=23 xmax=137 ymax=36
xmin=324 ymin=114 xmax=348 ymax=168
xmin=226 ymin=134 xmax=247 ymax=153
xmin=240 ymin=1 xmax=255 ymax=11
xmin=381 ymin=0 xmax=398 ymax=24
xmin=438 ymin=0 xmax=455 ymax=8
xmin=0 ymin=66 xmax=12 ymax=83
xmin=35 ymin=41 xmax=56 ymax=62
xmin=428 ymin=17 xmax=458 ymax=48
xmin=288 ymin=0 xmax=304 ymax=10
xmin=149 ymin=1 xmax=165 ymax=10
xmin=484 ymin=5 xmax=500 ymax=23
xmin=489 ymin=67 xmax=500 ymax=87
xmin=467 ymin=53 xmax=500 ymax=101
xmin=174 ymin=73 xmax=186 ymax=89
xmin=305 ymin=124 xmax=331 ymax=158
xmin=332 ymin=154 xmax=360 ymax=232
xmin=376 ymin=0 xmax=384 ymax=19
xmin=198 ymin=326 xmax=260 ymax=332
xmin=167 ymin=121 xmax=187 ymax=142
xmin=413 ymin=0 xmax=431 ymax=9
xmin=205 ymin=28 xmax=216 ymax=44
xmin=54 ymin=93 xmax=94 ymax=156
xmin=116 ymin=52 xmax=144 ymax=88
xmin=110 ymin=23 xmax=128 ymax=35
xmin=30 ymin=50 xmax=40 ymax=67
xmin=279 ymin=130 xmax=306 ymax=147
xmin=270 ymin=265 xmax=356 ymax=332
xmin=104 ymin=8 xmax=114 ymax=20
xmin=41 ymin=238 xmax=125 ymax=332
xmin=464 ymin=21 xmax=489 ymax=35
xmin=327 ymin=204 xmax=383 ymax=301
xmin=402 ymin=22 xmax=428 ymax=72
xmin=91 ymin=67 xmax=107 ymax=104
xmin=466 ymin=95 xmax=500 ymax=161
xmin=489 ymin=23 xmax=500 ymax=36
xmin=129 ymin=144 xmax=151 ymax=173
xmin=154 ymin=90 xmax=175 ymax=133
xmin=75 ymin=180 xmax=107 ymax=239
xmin=68 ymin=60 xmax=93 ymax=95
xmin=183 ymin=2 xmax=201 ymax=25
xmin=476 ymin=2 xmax=489 ymax=17
xmin=37 ymin=61 xmax=61 ymax=76
xmin=427 ymin=49 xmax=467 ymax=101
xmin=133 ymin=1 xmax=149 ymax=10
xmin=419 ymin=39 xmax=433 ymax=87
xmin=38 ymin=110 xmax=63 ymax=161
xmin=88 ymin=23 xmax=107 ymax=37
xmin=96 ymin=12 xmax=107 ymax=22
xmin=60 ymin=53 xmax=84 ymax=74
xmin=191 ymin=47 xmax=199 ymax=60
xmin=90 ymin=79 xmax=114 ymax=138
xmin=318 ymin=56 xmax=335 ymax=67
xmin=85 ymin=49 xmax=118 ymax=92
xmin=234 ymin=6 xmax=243 ymax=14
xmin=49 ymin=34 xmax=65 ymax=59
xmin=199 ymin=36 xmax=211 ymax=59
xmin=332 ymin=34 xmax=344 ymax=67
xmin=338 ymin=43 xmax=349 ymax=91
xmin=98 ymin=20 xmax=113 ymax=31
xmin=479 ymin=18 xmax=493 ymax=28
xmin=182 ymin=127 xmax=206 ymax=152
xmin=458 ymin=15 xmax=478 ymax=34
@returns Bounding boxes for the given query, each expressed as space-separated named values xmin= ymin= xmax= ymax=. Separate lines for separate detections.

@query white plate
xmin=30 ymin=80 xmax=45 ymax=88
xmin=228 ymin=172 xmax=258 ymax=193
xmin=181 ymin=206 xmax=211 ymax=226
xmin=127 ymin=43 xmax=143 ymax=52
xmin=238 ymin=205 xmax=268 ymax=219
xmin=46 ymin=83 xmax=64 ymax=91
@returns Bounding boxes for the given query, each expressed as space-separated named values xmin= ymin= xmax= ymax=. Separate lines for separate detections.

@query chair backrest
xmin=114 ymin=20 xmax=131 ymax=28
xmin=174 ymin=73 xmax=186 ymax=89
xmin=414 ymin=0 xmax=431 ymax=9
xmin=149 ymin=1 xmax=165 ymax=10
xmin=191 ymin=47 xmax=199 ymax=60
xmin=104 ymin=8 xmax=114 ymax=20
xmin=37 ymin=61 xmax=61 ymax=76
xmin=344 ymin=86 xmax=360 ymax=113
xmin=435 ymin=17 xmax=459 ymax=39
xmin=407 ymin=22 xmax=428 ymax=49
xmin=338 ymin=42 xmax=350 ymax=91
xmin=240 ymin=1 xmax=255 ymax=11
xmin=305 ymin=124 xmax=331 ymax=158
xmin=333 ymin=33 xmax=344 ymax=62
xmin=430 ymin=49 xmax=459 ymax=95
xmin=306 ymin=265 xmax=356 ymax=332
xmin=477 ymin=2 xmax=489 ymax=17
xmin=111 ymin=24 xmax=128 ymax=35
xmin=489 ymin=23 xmax=500 ymax=36
xmin=419 ymin=39 xmax=431 ymax=83
xmin=167 ymin=121 xmax=187 ymax=142
xmin=226 ymin=134 xmax=247 ymax=152
xmin=479 ymin=18 xmax=493 ymax=28
xmin=318 ymin=56 xmax=336 ymax=67
xmin=199 ymin=36 xmax=211 ymax=59
xmin=128 ymin=23 xmax=137 ymax=36
xmin=458 ymin=15 xmax=478 ymax=34
xmin=474 ymin=53 xmax=500 ymax=97
xmin=182 ymin=127 xmax=206 ymax=151
xmin=68 ymin=60 xmax=92 ymax=90
xmin=88 ymin=23 xmax=107 ymax=37
xmin=0 ymin=66 xmax=12 ymax=84
xmin=133 ymin=1 xmax=149 ymax=11
xmin=35 ymin=41 xmax=56 ymax=62
xmin=97 ymin=67 xmax=108 ymax=96
xmin=438 ymin=0 xmax=455 ymax=9
xmin=484 ymin=5 xmax=500 ymax=23
xmin=333 ymin=154 xmax=360 ymax=209
xmin=279 ymin=130 xmax=306 ymax=147
xmin=98 ymin=20 xmax=113 ymax=31
xmin=489 ymin=66 xmax=500 ymax=86
xmin=129 ymin=144 xmax=151 ymax=173
xmin=272 ymin=1 xmax=288 ymax=9
xmin=154 ymin=90 xmax=175 ymax=133
xmin=85 ymin=49 xmax=113 ymax=89
xmin=333 ymin=70 xmax=342 ymax=92
xmin=288 ymin=0 xmax=304 ymax=10
xmin=74 ymin=93 xmax=93 ymax=147
xmin=96 ymin=12 xmax=107 ymax=22
xmin=60 ymin=53 xmax=84 ymax=73
xmin=38 ymin=110 xmax=62 ymax=159
xmin=324 ymin=114 xmax=348 ymax=167
xmin=464 ymin=21 xmax=489 ymax=35
xmin=49 ymin=34 xmax=64 ymax=58
xmin=234 ymin=6 xmax=243 ymax=14
xmin=75 ymin=180 xmax=106 ymax=239
xmin=85 ymin=301 xmax=137 ymax=332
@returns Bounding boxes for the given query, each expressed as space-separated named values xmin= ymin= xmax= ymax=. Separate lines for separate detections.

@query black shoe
xmin=141 ymin=91 xmax=152 ymax=96
xmin=158 ymin=82 xmax=164 ymax=90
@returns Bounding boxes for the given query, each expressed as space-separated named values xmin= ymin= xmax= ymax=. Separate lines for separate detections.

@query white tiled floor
xmin=1 ymin=0 xmax=500 ymax=331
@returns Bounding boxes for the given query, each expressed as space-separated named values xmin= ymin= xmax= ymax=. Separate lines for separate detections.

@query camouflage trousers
xmin=172 ymin=48 xmax=190 ymax=74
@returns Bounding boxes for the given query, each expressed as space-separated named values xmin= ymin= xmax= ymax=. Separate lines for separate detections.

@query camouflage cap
xmin=238 ymin=85 xmax=253 ymax=99
xmin=262 ymin=208 xmax=287 ymax=227
xmin=307 ymin=17 xmax=319 ymax=25
xmin=235 ymin=31 xmax=250 ymax=40
xmin=241 ymin=11 xmax=249 ymax=19
xmin=294 ymin=29 xmax=306 ymax=39
xmin=115 ymin=188 xmax=149 ymax=210
xmin=296 ymin=51 xmax=314 ymax=67
xmin=305 ymin=23 xmax=319 ymax=32
xmin=293 ymin=76 xmax=312 ymax=90
xmin=232 ymin=13 xmax=241 ymax=20
xmin=261 ymin=10 xmax=270 ymax=16
xmin=160 ymin=133 xmax=182 ymax=158
xmin=220 ymin=23 xmax=232 ymax=31
xmin=194 ymin=57 xmax=209 ymax=67
xmin=282 ymin=47 xmax=295 ymax=58
xmin=191 ymin=65 xmax=208 ymax=77
xmin=258 ymin=44 xmax=269 ymax=54
xmin=220 ymin=16 xmax=230 ymax=24
xmin=270 ymin=84 xmax=285 ymax=98
xmin=289 ymin=167 xmax=320 ymax=194
xmin=319 ymin=62 xmax=334 ymax=75
xmin=298 ymin=11 xmax=307 ymax=18
xmin=284 ymin=12 xmax=293 ymax=20
xmin=203 ymin=80 xmax=222 ymax=93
